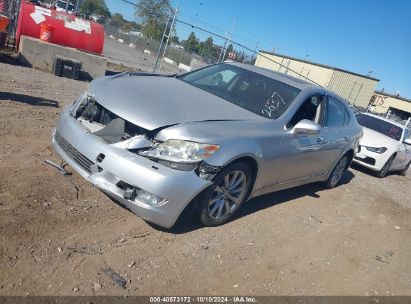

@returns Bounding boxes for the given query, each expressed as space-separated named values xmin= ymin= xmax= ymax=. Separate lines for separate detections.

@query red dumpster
xmin=0 ymin=13 xmax=9 ymax=32
xmin=16 ymin=2 xmax=104 ymax=54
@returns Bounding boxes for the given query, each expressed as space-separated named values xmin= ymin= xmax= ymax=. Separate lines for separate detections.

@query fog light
xmin=136 ymin=190 xmax=168 ymax=207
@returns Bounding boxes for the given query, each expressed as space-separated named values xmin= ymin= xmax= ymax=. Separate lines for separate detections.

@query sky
xmin=106 ymin=0 xmax=411 ymax=97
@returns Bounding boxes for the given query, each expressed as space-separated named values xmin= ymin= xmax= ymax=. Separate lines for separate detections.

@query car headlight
xmin=139 ymin=139 xmax=219 ymax=163
xmin=365 ymin=146 xmax=387 ymax=154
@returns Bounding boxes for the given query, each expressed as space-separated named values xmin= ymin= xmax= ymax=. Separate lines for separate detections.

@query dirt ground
xmin=0 ymin=59 xmax=410 ymax=296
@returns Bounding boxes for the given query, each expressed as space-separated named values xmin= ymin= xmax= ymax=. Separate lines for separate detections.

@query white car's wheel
xmin=400 ymin=161 xmax=411 ymax=176
xmin=377 ymin=155 xmax=395 ymax=178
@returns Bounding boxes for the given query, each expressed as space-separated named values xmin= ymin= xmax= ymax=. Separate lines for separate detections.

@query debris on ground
xmin=102 ymin=267 xmax=127 ymax=289
xmin=66 ymin=246 xmax=101 ymax=256
xmin=310 ymin=214 xmax=323 ymax=224
xmin=375 ymin=251 xmax=394 ymax=264
xmin=92 ymin=282 xmax=102 ymax=291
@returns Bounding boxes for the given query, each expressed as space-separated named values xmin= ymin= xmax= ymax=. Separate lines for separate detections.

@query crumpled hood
xmin=360 ymin=127 xmax=398 ymax=147
xmin=90 ymin=75 xmax=263 ymax=130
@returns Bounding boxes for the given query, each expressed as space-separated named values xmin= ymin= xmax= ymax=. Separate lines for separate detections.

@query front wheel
xmin=399 ymin=161 xmax=411 ymax=176
xmin=376 ymin=155 xmax=395 ymax=178
xmin=325 ymin=155 xmax=349 ymax=189
xmin=199 ymin=162 xmax=252 ymax=227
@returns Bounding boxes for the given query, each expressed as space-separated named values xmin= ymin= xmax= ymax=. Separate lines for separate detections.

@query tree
xmin=224 ymin=43 xmax=234 ymax=60
xmin=80 ymin=0 xmax=110 ymax=18
xmin=135 ymin=0 xmax=172 ymax=40
xmin=199 ymin=36 xmax=213 ymax=56
xmin=110 ymin=13 xmax=141 ymax=32
xmin=183 ymin=32 xmax=199 ymax=53
xmin=169 ymin=35 xmax=180 ymax=45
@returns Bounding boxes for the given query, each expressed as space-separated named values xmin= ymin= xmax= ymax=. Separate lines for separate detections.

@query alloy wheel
xmin=208 ymin=170 xmax=247 ymax=220
xmin=380 ymin=157 xmax=393 ymax=177
xmin=330 ymin=157 xmax=348 ymax=187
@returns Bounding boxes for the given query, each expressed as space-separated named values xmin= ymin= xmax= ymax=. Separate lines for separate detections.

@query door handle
xmin=317 ymin=137 xmax=326 ymax=144
xmin=344 ymin=135 xmax=350 ymax=141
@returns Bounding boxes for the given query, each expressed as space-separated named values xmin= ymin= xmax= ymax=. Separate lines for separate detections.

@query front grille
xmin=354 ymin=156 xmax=376 ymax=166
xmin=55 ymin=132 xmax=94 ymax=173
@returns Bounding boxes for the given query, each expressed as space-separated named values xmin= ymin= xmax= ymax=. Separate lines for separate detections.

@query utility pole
xmin=218 ymin=36 xmax=228 ymax=62
xmin=221 ymin=19 xmax=236 ymax=62
xmin=159 ymin=0 xmax=180 ymax=72
xmin=75 ymin=0 xmax=80 ymax=14
xmin=254 ymin=38 xmax=259 ymax=52
xmin=153 ymin=16 xmax=171 ymax=73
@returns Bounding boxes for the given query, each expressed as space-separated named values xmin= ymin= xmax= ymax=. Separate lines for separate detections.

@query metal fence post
xmin=153 ymin=16 xmax=171 ymax=73
xmin=159 ymin=0 xmax=179 ymax=72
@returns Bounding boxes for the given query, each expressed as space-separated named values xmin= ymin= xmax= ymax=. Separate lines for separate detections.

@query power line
xmin=116 ymin=0 xmax=323 ymax=86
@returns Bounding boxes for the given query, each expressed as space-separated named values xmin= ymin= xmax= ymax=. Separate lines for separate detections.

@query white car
xmin=353 ymin=113 xmax=411 ymax=177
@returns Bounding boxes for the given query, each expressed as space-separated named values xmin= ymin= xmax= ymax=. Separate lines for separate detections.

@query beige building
xmin=255 ymin=51 xmax=379 ymax=108
xmin=370 ymin=91 xmax=411 ymax=120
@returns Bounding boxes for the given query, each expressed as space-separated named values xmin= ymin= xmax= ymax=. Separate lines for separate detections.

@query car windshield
xmin=178 ymin=64 xmax=301 ymax=119
xmin=356 ymin=114 xmax=403 ymax=141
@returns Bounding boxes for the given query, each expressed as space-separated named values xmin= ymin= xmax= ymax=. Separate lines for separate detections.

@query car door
xmin=263 ymin=94 xmax=330 ymax=186
xmin=321 ymin=95 xmax=352 ymax=173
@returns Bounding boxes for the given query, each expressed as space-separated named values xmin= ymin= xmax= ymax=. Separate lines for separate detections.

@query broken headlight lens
xmin=139 ymin=139 xmax=219 ymax=163
xmin=365 ymin=146 xmax=387 ymax=154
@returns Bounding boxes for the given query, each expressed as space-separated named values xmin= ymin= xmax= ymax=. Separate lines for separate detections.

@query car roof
xmin=359 ymin=112 xmax=405 ymax=129
xmin=226 ymin=62 xmax=318 ymax=90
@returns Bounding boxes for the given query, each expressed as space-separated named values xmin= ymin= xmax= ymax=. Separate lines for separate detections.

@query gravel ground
xmin=0 ymin=59 xmax=410 ymax=296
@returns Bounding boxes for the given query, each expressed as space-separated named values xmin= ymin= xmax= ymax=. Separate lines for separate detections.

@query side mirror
xmin=292 ymin=119 xmax=321 ymax=135
xmin=404 ymin=138 xmax=411 ymax=145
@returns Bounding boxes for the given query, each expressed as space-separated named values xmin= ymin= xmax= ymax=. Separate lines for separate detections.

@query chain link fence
xmin=1 ymin=0 xmax=384 ymax=119
xmin=0 ymin=0 xmax=21 ymax=51
xmin=0 ymin=0 xmax=317 ymax=80
xmin=102 ymin=0 xmax=263 ymax=75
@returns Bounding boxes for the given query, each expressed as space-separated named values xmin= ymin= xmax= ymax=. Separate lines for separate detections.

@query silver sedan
xmin=51 ymin=62 xmax=362 ymax=228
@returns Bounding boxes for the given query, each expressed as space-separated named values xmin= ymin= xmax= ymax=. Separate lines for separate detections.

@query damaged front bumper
xmin=51 ymin=108 xmax=213 ymax=228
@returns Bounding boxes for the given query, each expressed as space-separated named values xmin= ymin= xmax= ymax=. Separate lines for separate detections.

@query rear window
xmin=356 ymin=114 xmax=403 ymax=141
xmin=179 ymin=64 xmax=301 ymax=119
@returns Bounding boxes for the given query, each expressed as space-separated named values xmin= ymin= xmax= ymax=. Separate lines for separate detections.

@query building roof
xmin=259 ymin=50 xmax=380 ymax=82
xmin=375 ymin=90 xmax=411 ymax=103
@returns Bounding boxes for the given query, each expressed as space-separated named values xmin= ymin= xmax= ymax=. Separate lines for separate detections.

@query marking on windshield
xmin=262 ymin=92 xmax=286 ymax=117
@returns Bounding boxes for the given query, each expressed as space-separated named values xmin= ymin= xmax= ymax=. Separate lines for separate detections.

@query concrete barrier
xmin=18 ymin=35 xmax=107 ymax=79
xmin=163 ymin=57 xmax=176 ymax=65
xmin=178 ymin=63 xmax=191 ymax=72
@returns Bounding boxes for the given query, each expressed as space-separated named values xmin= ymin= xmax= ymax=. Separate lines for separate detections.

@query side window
xmin=404 ymin=129 xmax=410 ymax=141
xmin=326 ymin=97 xmax=346 ymax=128
xmin=287 ymin=95 xmax=324 ymax=129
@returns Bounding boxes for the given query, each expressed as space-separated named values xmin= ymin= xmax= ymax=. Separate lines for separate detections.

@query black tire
xmin=199 ymin=162 xmax=252 ymax=227
xmin=376 ymin=155 xmax=395 ymax=178
xmin=325 ymin=155 xmax=349 ymax=189
xmin=399 ymin=161 xmax=411 ymax=176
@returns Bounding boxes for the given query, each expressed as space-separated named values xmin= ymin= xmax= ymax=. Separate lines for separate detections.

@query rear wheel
xmin=399 ymin=161 xmax=411 ymax=176
xmin=325 ymin=155 xmax=349 ymax=189
xmin=376 ymin=155 xmax=395 ymax=178
xmin=199 ymin=162 xmax=252 ymax=227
